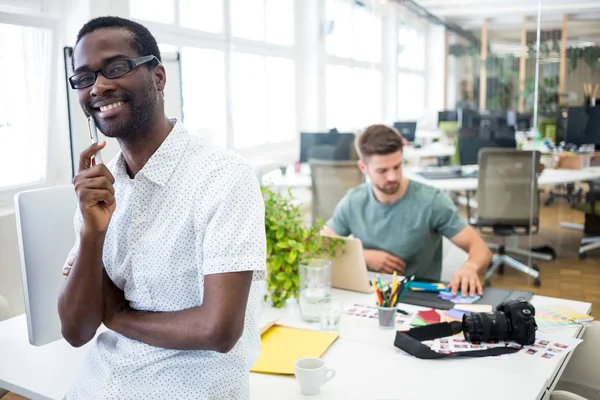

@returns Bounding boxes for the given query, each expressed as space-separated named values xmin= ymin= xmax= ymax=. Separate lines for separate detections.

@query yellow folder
xmin=251 ymin=322 xmax=339 ymax=375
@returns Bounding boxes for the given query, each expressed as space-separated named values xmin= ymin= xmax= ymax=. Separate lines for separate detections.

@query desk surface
xmin=406 ymin=166 xmax=600 ymax=192
xmin=0 ymin=290 xmax=591 ymax=400
xmin=403 ymin=143 xmax=456 ymax=160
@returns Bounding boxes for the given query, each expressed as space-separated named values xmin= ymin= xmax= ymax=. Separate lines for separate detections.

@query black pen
xmin=396 ymin=308 xmax=409 ymax=315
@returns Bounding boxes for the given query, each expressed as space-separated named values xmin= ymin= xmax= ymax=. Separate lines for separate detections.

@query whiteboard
xmin=63 ymin=47 xmax=183 ymax=177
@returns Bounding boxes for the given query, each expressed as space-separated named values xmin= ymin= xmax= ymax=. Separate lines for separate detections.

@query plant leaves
xmin=287 ymin=249 xmax=297 ymax=263
xmin=275 ymin=272 xmax=287 ymax=281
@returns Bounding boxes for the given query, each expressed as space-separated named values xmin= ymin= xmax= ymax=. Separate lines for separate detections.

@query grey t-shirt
xmin=326 ymin=180 xmax=467 ymax=281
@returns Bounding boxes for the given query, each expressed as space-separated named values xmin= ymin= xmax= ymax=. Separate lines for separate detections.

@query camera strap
xmin=394 ymin=322 xmax=522 ymax=359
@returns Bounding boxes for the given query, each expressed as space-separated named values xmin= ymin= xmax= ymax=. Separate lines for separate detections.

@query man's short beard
xmin=94 ymin=77 xmax=158 ymax=143
xmin=376 ymin=182 xmax=400 ymax=195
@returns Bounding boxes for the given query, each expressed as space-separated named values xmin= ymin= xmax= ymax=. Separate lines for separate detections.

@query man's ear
xmin=357 ymin=159 xmax=367 ymax=174
xmin=154 ymin=64 xmax=167 ymax=92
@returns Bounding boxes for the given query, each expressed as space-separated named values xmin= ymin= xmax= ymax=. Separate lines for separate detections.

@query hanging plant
xmin=527 ymin=43 xmax=536 ymax=59
xmin=449 ymin=43 xmax=466 ymax=57
xmin=567 ymin=47 xmax=579 ymax=71
xmin=541 ymin=42 xmax=550 ymax=58
xmin=552 ymin=40 xmax=561 ymax=54
xmin=468 ymin=43 xmax=480 ymax=56
xmin=582 ymin=46 xmax=600 ymax=70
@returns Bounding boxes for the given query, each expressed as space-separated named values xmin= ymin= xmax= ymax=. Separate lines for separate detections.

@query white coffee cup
xmin=294 ymin=357 xmax=335 ymax=396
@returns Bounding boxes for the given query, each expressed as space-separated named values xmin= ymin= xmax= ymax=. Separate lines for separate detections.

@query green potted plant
xmin=262 ymin=186 xmax=344 ymax=308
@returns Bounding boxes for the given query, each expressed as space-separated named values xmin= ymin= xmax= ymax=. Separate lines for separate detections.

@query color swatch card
xmin=438 ymin=290 xmax=481 ymax=304
xmin=417 ymin=309 xmax=441 ymax=324
xmin=536 ymin=304 xmax=594 ymax=324
xmin=445 ymin=308 xmax=467 ymax=321
xmin=409 ymin=282 xmax=446 ymax=292
xmin=455 ymin=304 xmax=493 ymax=313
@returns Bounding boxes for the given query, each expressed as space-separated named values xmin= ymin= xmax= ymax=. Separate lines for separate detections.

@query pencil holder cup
xmin=377 ymin=306 xmax=396 ymax=329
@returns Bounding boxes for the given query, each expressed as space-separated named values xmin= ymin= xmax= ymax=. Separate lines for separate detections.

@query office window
xmin=181 ymin=47 xmax=227 ymax=147
xmin=326 ymin=0 xmax=352 ymax=58
xmin=352 ymin=5 xmax=381 ymax=63
xmin=179 ymin=0 xmax=224 ymax=33
xmin=231 ymin=53 xmax=267 ymax=148
xmin=129 ymin=0 xmax=175 ymax=24
xmin=265 ymin=0 xmax=294 ymax=46
xmin=231 ymin=0 xmax=294 ymax=44
xmin=231 ymin=53 xmax=295 ymax=148
xmin=326 ymin=65 xmax=382 ymax=131
xmin=326 ymin=0 xmax=381 ymax=62
xmin=398 ymin=23 xmax=425 ymax=71
xmin=0 ymin=23 xmax=52 ymax=189
xmin=266 ymin=57 xmax=295 ymax=143
xmin=398 ymin=73 xmax=425 ymax=120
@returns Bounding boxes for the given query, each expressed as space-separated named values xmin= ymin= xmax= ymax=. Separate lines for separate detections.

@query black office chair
xmin=466 ymin=149 xmax=543 ymax=287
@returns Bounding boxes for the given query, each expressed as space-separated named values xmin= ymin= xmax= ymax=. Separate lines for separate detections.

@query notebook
xmin=251 ymin=322 xmax=339 ymax=375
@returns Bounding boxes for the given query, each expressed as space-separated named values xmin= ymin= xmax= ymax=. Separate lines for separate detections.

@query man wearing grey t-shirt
xmin=322 ymin=124 xmax=492 ymax=297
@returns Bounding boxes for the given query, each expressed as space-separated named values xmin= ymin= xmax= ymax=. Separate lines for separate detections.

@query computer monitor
xmin=505 ymin=111 xmax=532 ymax=131
xmin=299 ymin=132 xmax=356 ymax=163
xmin=565 ymin=106 xmax=600 ymax=149
xmin=438 ymin=110 xmax=459 ymax=125
xmin=517 ymin=113 xmax=533 ymax=131
xmin=459 ymin=110 xmax=514 ymax=140
xmin=458 ymin=136 xmax=516 ymax=165
xmin=393 ymin=121 xmax=417 ymax=142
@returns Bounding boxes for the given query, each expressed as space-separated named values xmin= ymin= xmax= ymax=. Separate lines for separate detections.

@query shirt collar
xmin=113 ymin=118 xmax=190 ymax=186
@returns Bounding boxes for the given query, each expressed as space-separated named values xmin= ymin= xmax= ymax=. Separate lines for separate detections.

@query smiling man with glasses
xmin=58 ymin=16 xmax=266 ymax=399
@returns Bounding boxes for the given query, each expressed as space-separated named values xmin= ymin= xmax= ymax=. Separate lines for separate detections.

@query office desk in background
xmin=405 ymin=166 xmax=600 ymax=192
xmin=259 ymin=143 xmax=457 ymax=190
xmin=0 ymin=289 xmax=591 ymax=400
xmin=403 ymin=142 xmax=456 ymax=165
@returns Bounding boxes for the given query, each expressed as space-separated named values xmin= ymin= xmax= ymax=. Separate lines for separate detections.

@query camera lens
xmin=462 ymin=312 xmax=511 ymax=343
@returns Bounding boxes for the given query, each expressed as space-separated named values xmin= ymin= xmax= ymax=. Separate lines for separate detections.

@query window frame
xmin=0 ymin=12 xmax=59 ymax=205
xmin=324 ymin=0 xmax=384 ymax=131
xmin=396 ymin=13 xmax=427 ymax=121
xmin=129 ymin=0 xmax=297 ymax=156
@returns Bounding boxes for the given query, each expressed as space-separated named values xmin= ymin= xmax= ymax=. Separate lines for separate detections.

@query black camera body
xmin=462 ymin=298 xmax=537 ymax=346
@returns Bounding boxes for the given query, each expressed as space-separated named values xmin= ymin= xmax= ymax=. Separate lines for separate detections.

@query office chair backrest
xmin=458 ymin=136 xmax=516 ymax=165
xmin=477 ymin=149 xmax=541 ymax=227
xmin=309 ymin=160 xmax=364 ymax=223
xmin=14 ymin=185 xmax=77 ymax=346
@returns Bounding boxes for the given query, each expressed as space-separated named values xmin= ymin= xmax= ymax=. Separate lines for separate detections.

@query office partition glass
xmin=533 ymin=3 xmax=600 ymax=312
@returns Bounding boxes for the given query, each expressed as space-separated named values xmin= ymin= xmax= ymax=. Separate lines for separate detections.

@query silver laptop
xmin=14 ymin=185 xmax=77 ymax=346
xmin=331 ymin=237 xmax=393 ymax=293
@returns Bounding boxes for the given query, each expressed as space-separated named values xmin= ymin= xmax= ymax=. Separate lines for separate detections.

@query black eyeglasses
xmin=69 ymin=55 xmax=160 ymax=89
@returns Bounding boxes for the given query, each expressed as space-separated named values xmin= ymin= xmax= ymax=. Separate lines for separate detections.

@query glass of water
xmin=298 ymin=259 xmax=332 ymax=322
xmin=319 ymin=299 xmax=343 ymax=332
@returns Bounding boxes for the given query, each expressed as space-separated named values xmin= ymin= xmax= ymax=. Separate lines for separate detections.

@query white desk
xmin=403 ymin=143 xmax=455 ymax=163
xmin=260 ymin=164 xmax=312 ymax=189
xmin=405 ymin=166 xmax=600 ymax=192
xmin=0 ymin=289 xmax=590 ymax=400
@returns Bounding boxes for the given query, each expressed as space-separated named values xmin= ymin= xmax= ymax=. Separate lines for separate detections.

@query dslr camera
xmin=462 ymin=298 xmax=537 ymax=345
